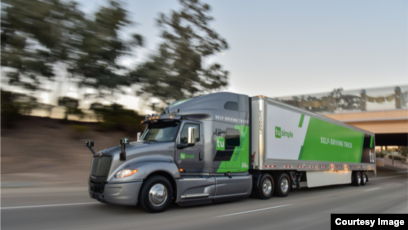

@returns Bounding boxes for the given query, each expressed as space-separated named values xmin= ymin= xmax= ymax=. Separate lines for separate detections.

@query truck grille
xmin=89 ymin=181 xmax=105 ymax=194
xmin=91 ymin=156 xmax=112 ymax=177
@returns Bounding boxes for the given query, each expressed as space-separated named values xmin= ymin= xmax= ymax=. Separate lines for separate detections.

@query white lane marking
xmin=364 ymin=187 xmax=381 ymax=192
xmin=370 ymin=176 xmax=403 ymax=180
xmin=216 ymin=204 xmax=292 ymax=218
xmin=1 ymin=202 xmax=98 ymax=210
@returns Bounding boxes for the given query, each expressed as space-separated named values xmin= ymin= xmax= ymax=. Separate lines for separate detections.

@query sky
xmin=74 ymin=0 xmax=407 ymax=111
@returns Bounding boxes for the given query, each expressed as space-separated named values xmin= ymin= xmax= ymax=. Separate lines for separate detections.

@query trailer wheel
xmin=352 ymin=171 xmax=361 ymax=186
xmin=274 ymin=173 xmax=290 ymax=197
xmin=139 ymin=175 xmax=172 ymax=213
xmin=360 ymin=172 xmax=367 ymax=186
xmin=255 ymin=174 xmax=274 ymax=199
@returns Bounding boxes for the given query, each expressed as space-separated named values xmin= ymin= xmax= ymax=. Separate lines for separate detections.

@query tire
xmin=139 ymin=175 xmax=173 ymax=213
xmin=352 ymin=171 xmax=361 ymax=186
xmin=360 ymin=172 xmax=367 ymax=186
xmin=274 ymin=173 xmax=290 ymax=197
xmin=255 ymin=174 xmax=274 ymax=199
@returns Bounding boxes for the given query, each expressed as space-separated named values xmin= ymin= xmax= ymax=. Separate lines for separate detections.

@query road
xmin=2 ymin=168 xmax=407 ymax=230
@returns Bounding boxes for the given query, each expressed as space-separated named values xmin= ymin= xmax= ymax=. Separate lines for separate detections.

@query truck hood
xmin=98 ymin=141 xmax=175 ymax=161
xmin=94 ymin=141 xmax=176 ymax=182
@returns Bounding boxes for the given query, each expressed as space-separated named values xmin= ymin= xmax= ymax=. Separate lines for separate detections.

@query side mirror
xmin=120 ymin=137 xmax=129 ymax=161
xmin=177 ymin=127 xmax=196 ymax=149
xmin=137 ymin=132 xmax=141 ymax=141
xmin=85 ymin=140 xmax=94 ymax=147
xmin=84 ymin=140 xmax=96 ymax=155
xmin=187 ymin=127 xmax=196 ymax=145
xmin=120 ymin=137 xmax=130 ymax=145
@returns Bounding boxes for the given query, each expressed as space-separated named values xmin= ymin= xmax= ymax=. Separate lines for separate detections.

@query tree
xmin=1 ymin=0 xmax=143 ymax=99
xmin=397 ymin=146 xmax=408 ymax=157
xmin=2 ymin=0 xmax=144 ymax=120
xmin=131 ymin=0 xmax=229 ymax=106
xmin=90 ymin=102 xmax=144 ymax=134
xmin=1 ymin=0 xmax=84 ymax=91
xmin=58 ymin=96 xmax=84 ymax=121
xmin=69 ymin=0 xmax=143 ymax=101
xmin=1 ymin=90 xmax=24 ymax=127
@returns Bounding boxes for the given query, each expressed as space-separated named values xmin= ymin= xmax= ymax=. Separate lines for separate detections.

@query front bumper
xmin=89 ymin=180 xmax=143 ymax=206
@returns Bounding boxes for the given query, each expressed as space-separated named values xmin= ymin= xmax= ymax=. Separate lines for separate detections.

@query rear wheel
xmin=139 ymin=175 xmax=173 ymax=213
xmin=352 ymin=171 xmax=361 ymax=186
xmin=274 ymin=173 xmax=290 ymax=197
xmin=255 ymin=174 xmax=274 ymax=199
xmin=360 ymin=172 xmax=367 ymax=186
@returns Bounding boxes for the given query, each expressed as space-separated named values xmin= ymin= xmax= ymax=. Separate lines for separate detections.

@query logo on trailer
xmin=216 ymin=137 xmax=225 ymax=151
xmin=275 ymin=126 xmax=293 ymax=139
xmin=275 ymin=127 xmax=282 ymax=138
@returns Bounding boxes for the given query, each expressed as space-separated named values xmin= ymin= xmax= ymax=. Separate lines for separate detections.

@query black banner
xmin=331 ymin=214 xmax=408 ymax=229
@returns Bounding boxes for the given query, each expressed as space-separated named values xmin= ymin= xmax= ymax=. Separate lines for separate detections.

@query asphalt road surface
xmin=2 ymin=168 xmax=407 ymax=230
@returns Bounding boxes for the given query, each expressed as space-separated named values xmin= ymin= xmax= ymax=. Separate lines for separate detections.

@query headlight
xmin=116 ymin=169 xmax=138 ymax=178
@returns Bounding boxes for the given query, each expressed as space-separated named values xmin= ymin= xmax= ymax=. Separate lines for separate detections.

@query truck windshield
xmin=141 ymin=121 xmax=180 ymax=142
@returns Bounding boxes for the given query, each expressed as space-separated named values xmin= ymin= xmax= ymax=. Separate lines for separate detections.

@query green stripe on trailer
xmin=299 ymin=117 xmax=365 ymax=163
xmin=298 ymin=145 xmax=305 ymax=160
xmin=370 ymin=136 xmax=374 ymax=148
xmin=298 ymin=114 xmax=305 ymax=128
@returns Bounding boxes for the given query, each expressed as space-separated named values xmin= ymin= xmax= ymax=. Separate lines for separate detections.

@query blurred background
xmin=1 ymin=0 xmax=407 ymax=188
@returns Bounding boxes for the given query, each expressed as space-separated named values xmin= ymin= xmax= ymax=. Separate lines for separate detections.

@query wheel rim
xmin=363 ymin=175 xmax=367 ymax=183
xmin=149 ymin=183 xmax=168 ymax=207
xmin=262 ymin=179 xmax=272 ymax=196
xmin=357 ymin=174 xmax=361 ymax=184
xmin=280 ymin=178 xmax=289 ymax=193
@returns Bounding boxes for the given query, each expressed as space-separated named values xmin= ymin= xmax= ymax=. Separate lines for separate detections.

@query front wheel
xmin=139 ymin=175 xmax=173 ymax=213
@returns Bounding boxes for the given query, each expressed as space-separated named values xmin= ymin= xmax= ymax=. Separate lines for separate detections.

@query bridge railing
xmin=275 ymin=85 xmax=408 ymax=114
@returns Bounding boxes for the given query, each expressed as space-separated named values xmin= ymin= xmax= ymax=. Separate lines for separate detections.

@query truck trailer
xmin=86 ymin=92 xmax=376 ymax=213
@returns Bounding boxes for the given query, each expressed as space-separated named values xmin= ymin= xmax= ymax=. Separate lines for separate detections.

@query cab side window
xmin=180 ymin=124 xmax=200 ymax=144
xmin=224 ymin=101 xmax=238 ymax=111
xmin=226 ymin=128 xmax=240 ymax=148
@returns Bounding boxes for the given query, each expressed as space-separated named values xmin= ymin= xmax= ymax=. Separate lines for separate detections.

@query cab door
xmin=175 ymin=121 xmax=204 ymax=173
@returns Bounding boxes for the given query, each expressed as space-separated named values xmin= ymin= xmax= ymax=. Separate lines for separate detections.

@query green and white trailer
xmin=250 ymin=96 xmax=376 ymax=198
xmin=86 ymin=92 xmax=376 ymax=212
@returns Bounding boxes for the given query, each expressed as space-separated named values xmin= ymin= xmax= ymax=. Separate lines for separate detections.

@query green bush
xmin=396 ymin=146 xmax=408 ymax=157
xmin=70 ymin=125 xmax=89 ymax=133
xmin=389 ymin=155 xmax=406 ymax=162
xmin=1 ymin=90 xmax=37 ymax=127
xmin=90 ymin=103 xmax=144 ymax=134
xmin=1 ymin=90 xmax=22 ymax=126
xmin=376 ymin=151 xmax=387 ymax=158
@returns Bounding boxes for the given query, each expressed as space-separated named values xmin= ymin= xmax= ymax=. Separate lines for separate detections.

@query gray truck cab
xmin=87 ymin=92 xmax=252 ymax=212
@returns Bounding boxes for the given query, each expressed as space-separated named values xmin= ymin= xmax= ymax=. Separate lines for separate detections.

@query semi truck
xmin=86 ymin=92 xmax=376 ymax=213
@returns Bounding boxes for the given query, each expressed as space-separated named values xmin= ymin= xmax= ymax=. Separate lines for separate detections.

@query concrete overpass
xmin=323 ymin=109 xmax=408 ymax=146
xmin=275 ymin=85 xmax=408 ymax=146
